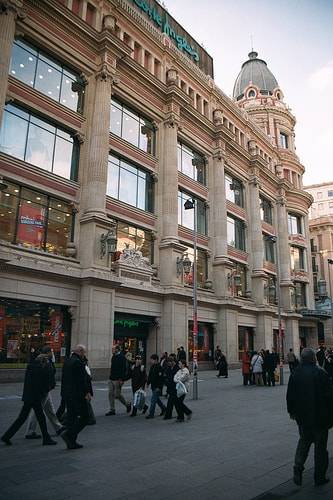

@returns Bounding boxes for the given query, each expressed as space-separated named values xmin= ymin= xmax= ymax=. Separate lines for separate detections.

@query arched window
xmin=248 ymin=89 xmax=256 ymax=98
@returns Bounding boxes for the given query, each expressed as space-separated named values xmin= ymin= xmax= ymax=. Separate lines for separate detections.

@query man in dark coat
xmin=60 ymin=345 xmax=92 ymax=450
xmin=105 ymin=345 xmax=131 ymax=416
xmin=146 ymin=354 xmax=166 ymax=419
xmin=287 ymin=348 xmax=333 ymax=486
xmin=163 ymin=354 xmax=180 ymax=420
xmin=1 ymin=354 xmax=56 ymax=446
xmin=265 ymin=350 xmax=277 ymax=387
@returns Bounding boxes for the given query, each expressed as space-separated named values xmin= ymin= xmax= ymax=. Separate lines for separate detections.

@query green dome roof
xmin=233 ymin=51 xmax=279 ymax=99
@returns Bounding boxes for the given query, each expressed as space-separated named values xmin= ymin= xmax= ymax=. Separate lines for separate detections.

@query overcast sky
xmin=164 ymin=0 xmax=333 ymax=186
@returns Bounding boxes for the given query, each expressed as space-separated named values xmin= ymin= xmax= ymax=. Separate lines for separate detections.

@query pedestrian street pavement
xmin=1 ymin=368 xmax=333 ymax=500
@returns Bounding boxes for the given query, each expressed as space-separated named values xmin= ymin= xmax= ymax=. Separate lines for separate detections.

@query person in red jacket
xmin=242 ymin=351 xmax=251 ymax=386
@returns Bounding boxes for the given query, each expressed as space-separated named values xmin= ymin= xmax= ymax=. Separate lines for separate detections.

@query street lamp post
xmin=267 ymin=235 xmax=284 ymax=385
xmin=184 ymin=198 xmax=198 ymax=400
xmin=328 ymin=259 xmax=333 ymax=336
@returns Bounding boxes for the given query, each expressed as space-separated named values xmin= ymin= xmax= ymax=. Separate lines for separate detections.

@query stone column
xmin=276 ymin=192 xmax=293 ymax=309
xmin=210 ymin=148 xmax=232 ymax=297
xmin=0 ymin=0 xmax=23 ymax=126
xmin=248 ymin=167 xmax=266 ymax=304
xmin=79 ymin=62 xmax=116 ymax=269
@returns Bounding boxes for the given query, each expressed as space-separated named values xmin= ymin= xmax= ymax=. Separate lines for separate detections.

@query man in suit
xmin=287 ymin=348 xmax=333 ymax=486
xmin=1 ymin=352 xmax=56 ymax=446
xmin=60 ymin=345 xmax=92 ymax=450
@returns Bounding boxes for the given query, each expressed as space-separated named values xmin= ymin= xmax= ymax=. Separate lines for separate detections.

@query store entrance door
xmin=113 ymin=314 xmax=153 ymax=363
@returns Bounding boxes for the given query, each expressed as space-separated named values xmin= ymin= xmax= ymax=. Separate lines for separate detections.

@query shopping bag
xmin=176 ymin=381 xmax=187 ymax=398
xmin=133 ymin=389 xmax=146 ymax=410
xmin=274 ymin=371 xmax=279 ymax=383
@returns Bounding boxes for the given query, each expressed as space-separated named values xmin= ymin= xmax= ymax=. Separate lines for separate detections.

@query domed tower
xmin=233 ymin=51 xmax=302 ymax=186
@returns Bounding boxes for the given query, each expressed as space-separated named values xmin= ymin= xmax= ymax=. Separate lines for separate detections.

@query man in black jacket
xmin=287 ymin=347 xmax=333 ymax=486
xmin=1 ymin=354 xmax=56 ymax=446
xmin=146 ymin=354 xmax=166 ymax=419
xmin=163 ymin=354 xmax=180 ymax=420
xmin=60 ymin=345 xmax=92 ymax=450
xmin=106 ymin=345 xmax=131 ymax=416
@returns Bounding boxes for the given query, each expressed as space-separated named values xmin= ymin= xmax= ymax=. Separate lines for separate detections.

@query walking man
xmin=146 ymin=354 xmax=166 ymax=419
xmin=287 ymin=348 xmax=333 ymax=486
xmin=25 ymin=346 xmax=64 ymax=439
xmin=60 ymin=345 xmax=92 ymax=450
xmin=1 ymin=352 xmax=56 ymax=446
xmin=287 ymin=348 xmax=297 ymax=373
xmin=106 ymin=345 xmax=131 ymax=416
xmin=163 ymin=354 xmax=180 ymax=420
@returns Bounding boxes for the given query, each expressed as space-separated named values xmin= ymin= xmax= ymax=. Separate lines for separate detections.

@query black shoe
xmin=315 ymin=477 xmax=330 ymax=486
xmin=105 ymin=410 xmax=116 ymax=416
xmin=175 ymin=418 xmax=184 ymax=423
xmin=293 ymin=467 xmax=303 ymax=486
xmin=163 ymin=416 xmax=172 ymax=420
xmin=56 ymin=426 xmax=66 ymax=436
xmin=126 ymin=403 xmax=131 ymax=414
xmin=1 ymin=436 xmax=12 ymax=446
xmin=67 ymin=442 xmax=83 ymax=450
xmin=43 ymin=438 xmax=57 ymax=446
xmin=146 ymin=415 xmax=154 ymax=419
xmin=186 ymin=412 xmax=192 ymax=421
xmin=60 ymin=430 xmax=72 ymax=448
xmin=130 ymin=410 xmax=137 ymax=417
xmin=25 ymin=432 xmax=42 ymax=439
xmin=142 ymin=404 xmax=148 ymax=414
xmin=160 ymin=408 xmax=166 ymax=416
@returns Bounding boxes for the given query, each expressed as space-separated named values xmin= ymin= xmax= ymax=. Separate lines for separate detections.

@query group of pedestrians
xmin=1 ymin=344 xmax=92 ymax=450
xmin=241 ymin=349 xmax=279 ymax=386
xmin=105 ymin=347 xmax=192 ymax=423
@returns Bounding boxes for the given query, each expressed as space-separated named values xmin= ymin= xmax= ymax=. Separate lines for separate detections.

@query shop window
xmin=178 ymin=191 xmax=207 ymax=235
xmin=112 ymin=221 xmax=153 ymax=264
xmin=260 ymin=196 xmax=273 ymax=224
xmin=290 ymin=246 xmax=306 ymax=271
xmin=0 ymin=299 xmax=70 ymax=367
xmin=180 ymin=245 xmax=207 ymax=288
xmin=107 ymin=155 xmax=154 ymax=213
xmin=0 ymin=104 xmax=79 ymax=181
xmin=9 ymin=39 xmax=85 ymax=113
xmin=0 ymin=180 xmax=73 ymax=256
xmin=177 ymin=142 xmax=206 ymax=185
xmin=227 ymin=215 xmax=246 ymax=251
xmin=280 ymin=132 xmax=288 ymax=149
xmin=263 ymin=235 xmax=275 ymax=263
xmin=110 ymin=99 xmax=155 ymax=154
xmin=225 ymin=173 xmax=244 ymax=207
xmin=228 ymin=262 xmax=247 ymax=297
xmin=188 ymin=322 xmax=214 ymax=362
xmin=288 ymin=213 xmax=303 ymax=235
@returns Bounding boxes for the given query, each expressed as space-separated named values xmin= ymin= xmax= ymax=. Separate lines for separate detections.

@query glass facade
xmin=110 ymin=99 xmax=155 ymax=154
xmin=264 ymin=235 xmax=275 ymax=263
xmin=0 ymin=181 xmax=73 ymax=256
xmin=0 ymin=104 xmax=78 ymax=181
xmin=288 ymin=213 xmax=303 ymax=235
xmin=225 ymin=173 xmax=244 ymax=207
xmin=112 ymin=221 xmax=153 ymax=263
xmin=178 ymin=191 xmax=207 ymax=235
xmin=107 ymin=155 xmax=154 ymax=212
xmin=10 ymin=39 xmax=84 ymax=112
xmin=0 ymin=299 xmax=70 ymax=367
xmin=227 ymin=215 xmax=246 ymax=251
xmin=290 ymin=246 xmax=306 ymax=271
xmin=260 ymin=197 xmax=273 ymax=224
xmin=188 ymin=321 xmax=214 ymax=362
xmin=177 ymin=142 xmax=206 ymax=185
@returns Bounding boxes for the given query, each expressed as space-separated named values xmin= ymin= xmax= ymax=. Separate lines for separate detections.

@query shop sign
xmin=114 ymin=319 xmax=140 ymax=328
xmin=132 ymin=0 xmax=200 ymax=62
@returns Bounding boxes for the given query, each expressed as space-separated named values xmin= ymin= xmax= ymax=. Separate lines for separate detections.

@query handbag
xmin=176 ymin=381 xmax=188 ymax=398
xmin=133 ymin=389 xmax=146 ymax=410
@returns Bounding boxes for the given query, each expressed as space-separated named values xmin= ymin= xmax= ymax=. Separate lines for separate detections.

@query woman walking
xmin=241 ymin=351 xmax=251 ymax=386
xmin=251 ymin=351 xmax=264 ymax=386
xmin=174 ymin=360 xmax=192 ymax=422
xmin=130 ymin=356 xmax=147 ymax=416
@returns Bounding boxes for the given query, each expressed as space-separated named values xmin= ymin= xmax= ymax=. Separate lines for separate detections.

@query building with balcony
xmin=0 ymin=0 xmax=317 ymax=378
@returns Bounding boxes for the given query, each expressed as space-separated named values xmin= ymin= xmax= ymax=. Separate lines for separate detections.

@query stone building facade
xmin=0 ymin=0 xmax=317 ymax=379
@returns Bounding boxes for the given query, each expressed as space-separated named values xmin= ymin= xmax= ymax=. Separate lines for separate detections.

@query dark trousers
xmin=295 ymin=425 xmax=329 ymax=481
xmin=175 ymin=395 xmax=192 ymax=421
xmin=243 ymin=374 xmax=250 ymax=386
xmin=56 ymin=398 xmax=66 ymax=420
xmin=262 ymin=370 xmax=267 ymax=385
xmin=267 ymin=369 xmax=275 ymax=386
xmin=2 ymin=401 xmax=50 ymax=441
xmin=65 ymin=398 xmax=89 ymax=444
xmin=289 ymin=362 xmax=295 ymax=373
xmin=165 ymin=392 xmax=177 ymax=418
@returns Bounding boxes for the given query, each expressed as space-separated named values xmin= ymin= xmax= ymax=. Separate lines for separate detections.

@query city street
xmin=1 ymin=369 xmax=333 ymax=500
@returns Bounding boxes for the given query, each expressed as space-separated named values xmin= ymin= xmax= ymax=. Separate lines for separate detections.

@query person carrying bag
xmin=173 ymin=360 xmax=192 ymax=422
